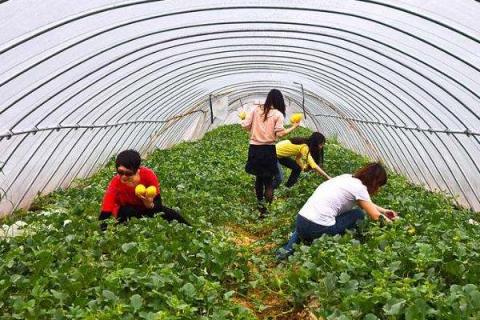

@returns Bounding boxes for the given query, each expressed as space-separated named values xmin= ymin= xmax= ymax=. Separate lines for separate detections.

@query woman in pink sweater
xmin=241 ymin=89 xmax=299 ymax=216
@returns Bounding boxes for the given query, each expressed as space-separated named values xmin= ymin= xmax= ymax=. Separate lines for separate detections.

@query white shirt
xmin=298 ymin=174 xmax=371 ymax=226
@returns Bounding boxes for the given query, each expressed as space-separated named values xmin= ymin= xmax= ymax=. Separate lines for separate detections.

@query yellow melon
xmin=135 ymin=184 xmax=146 ymax=196
xmin=145 ymin=186 xmax=157 ymax=198
xmin=290 ymin=113 xmax=303 ymax=123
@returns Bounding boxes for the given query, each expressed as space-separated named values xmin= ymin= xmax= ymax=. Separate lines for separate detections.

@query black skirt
xmin=245 ymin=144 xmax=278 ymax=177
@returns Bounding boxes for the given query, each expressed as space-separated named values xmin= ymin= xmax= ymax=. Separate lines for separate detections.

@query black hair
xmin=115 ymin=149 xmax=141 ymax=172
xmin=262 ymin=89 xmax=286 ymax=121
xmin=289 ymin=132 xmax=326 ymax=167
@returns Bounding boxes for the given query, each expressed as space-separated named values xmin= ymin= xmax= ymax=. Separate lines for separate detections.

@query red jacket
xmin=101 ymin=167 xmax=160 ymax=217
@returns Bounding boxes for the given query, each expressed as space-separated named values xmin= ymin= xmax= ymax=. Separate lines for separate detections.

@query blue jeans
xmin=272 ymin=161 xmax=283 ymax=189
xmin=279 ymin=209 xmax=365 ymax=258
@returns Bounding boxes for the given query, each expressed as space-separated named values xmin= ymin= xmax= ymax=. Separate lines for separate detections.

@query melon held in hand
xmin=290 ymin=113 xmax=303 ymax=123
xmin=135 ymin=184 xmax=146 ymax=196
xmin=146 ymin=186 xmax=157 ymax=198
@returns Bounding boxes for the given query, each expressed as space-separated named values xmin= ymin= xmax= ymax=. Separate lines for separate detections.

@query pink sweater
xmin=241 ymin=106 xmax=285 ymax=145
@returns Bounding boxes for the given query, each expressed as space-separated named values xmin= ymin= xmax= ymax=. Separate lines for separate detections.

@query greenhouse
xmin=0 ymin=1 xmax=479 ymax=319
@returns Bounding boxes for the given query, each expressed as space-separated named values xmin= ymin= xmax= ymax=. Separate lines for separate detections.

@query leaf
xmin=364 ymin=314 xmax=379 ymax=320
xmin=324 ymin=273 xmax=337 ymax=293
xmin=180 ymin=283 xmax=196 ymax=298
xmin=388 ymin=261 xmax=402 ymax=273
xmin=130 ymin=294 xmax=143 ymax=311
xmin=469 ymin=289 xmax=480 ymax=309
xmin=383 ymin=299 xmax=406 ymax=315
xmin=405 ymin=299 xmax=429 ymax=320
xmin=223 ymin=290 xmax=235 ymax=300
xmin=102 ymin=290 xmax=117 ymax=301
xmin=121 ymin=242 xmax=137 ymax=253
xmin=50 ymin=289 xmax=65 ymax=301
xmin=338 ymin=272 xmax=350 ymax=283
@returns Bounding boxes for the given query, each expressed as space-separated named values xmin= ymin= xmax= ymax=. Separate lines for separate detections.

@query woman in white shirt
xmin=277 ymin=162 xmax=397 ymax=259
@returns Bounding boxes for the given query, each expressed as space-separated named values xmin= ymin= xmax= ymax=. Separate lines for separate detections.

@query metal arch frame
xmin=1 ymin=13 xmax=476 ymax=185
xmin=2 ymin=4 xmax=478 ymax=77
xmin=111 ymin=54 xmax=465 ymax=196
xmin=2 ymin=57 xmax=476 ymax=209
xmin=3 ymin=31 xmax=408 ymax=131
xmin=1 ymin=28 xmax=474 ymax=158
xmin=99 ymin=47 xmax=410 ymax=126
xmin=2 ymin=40 xmax=476 ymax=184
xmin=51 ymin=42 xmax=472 ymax=205
xmin=2 ymin=21 xmax=478 ymax=129
xmin=31 ymin=44 xmax=430 ymax=139
xmin=0 ymin=60 xmax=472 ymax=209
xmin=1 ymin=7 xmax=479 ymax=211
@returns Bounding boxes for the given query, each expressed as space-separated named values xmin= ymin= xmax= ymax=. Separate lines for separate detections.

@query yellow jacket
xmin=276 ymin=140 xmax=319 ymax=171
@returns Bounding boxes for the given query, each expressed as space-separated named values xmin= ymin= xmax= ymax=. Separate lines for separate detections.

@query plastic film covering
xmin=0 ymin=0 xmax=479 ymax=215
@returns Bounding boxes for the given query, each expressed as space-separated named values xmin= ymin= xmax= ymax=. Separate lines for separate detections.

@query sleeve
xmin=101 ymin=178 xmax=118 ymax=213
xmin=302 ymin=146 xmax=319 ymax=170
xmin=145 ymin=168 xmax=161 ymax=195
xmin=354 ymin=182 xmax=371 ymax=202
xmin=241 ymin=109 xmax=254 ymax=130
xmin=274 ymin=112 xmax=285 ymax=133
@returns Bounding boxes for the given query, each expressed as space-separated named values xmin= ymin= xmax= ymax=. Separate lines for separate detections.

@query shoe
xmin=258 ymin=205 xmax=268 ymax=218
xmin=275 ymin=247 xmax=293 ymax=260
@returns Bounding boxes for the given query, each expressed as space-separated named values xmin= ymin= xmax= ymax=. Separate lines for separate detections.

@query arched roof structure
xmin=1 ymin=0 xmax=479 ymax=215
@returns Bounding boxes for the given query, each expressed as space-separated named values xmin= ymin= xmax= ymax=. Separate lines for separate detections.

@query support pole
xmin=209 ymin=94 xmax=214 ymax=124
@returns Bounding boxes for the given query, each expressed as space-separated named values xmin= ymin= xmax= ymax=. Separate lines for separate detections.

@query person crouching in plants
xmin=273 ymin=132 xmax=331 ymax=189
xmin=98 ymin=149 xmax=190 ymax=230
xmin=241 ymin=89 xmax=300 ymax=216
xmin=277 ymin=162 xmax=397 ymax=259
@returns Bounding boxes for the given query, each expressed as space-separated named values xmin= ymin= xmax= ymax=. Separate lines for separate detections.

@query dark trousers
xmin=255 ymin=175 xmax=274 ymax=203
xmin=280 ymin=209 xmax=365 ymax=257
xmin=296 ymin=209 xmax=365 ymax=242
xmin=277 ymin=157 xmax=302 ymax=188
xmin=100 ymin=196 xmax=190 ymax=229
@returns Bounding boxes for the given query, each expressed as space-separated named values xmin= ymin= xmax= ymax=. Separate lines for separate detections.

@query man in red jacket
xmin=98 ymin=150 xmax=190 ymax=230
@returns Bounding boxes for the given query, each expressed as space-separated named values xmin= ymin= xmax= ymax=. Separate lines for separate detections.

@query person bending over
xmin=98 ymin=149 xmax=190 ymax=230
xmin=277 ymin=162 xmax=397 ymax=259
xmin=273 ymin=132 xmax=331 ymax=188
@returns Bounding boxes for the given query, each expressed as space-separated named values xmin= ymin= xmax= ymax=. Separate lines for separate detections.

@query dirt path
xmin=224 ymin=223 xmax=321 ymax=320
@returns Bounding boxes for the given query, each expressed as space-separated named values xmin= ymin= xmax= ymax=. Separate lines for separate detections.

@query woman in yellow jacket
xmin=273 ymin=132 xmax=331 ymax=188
